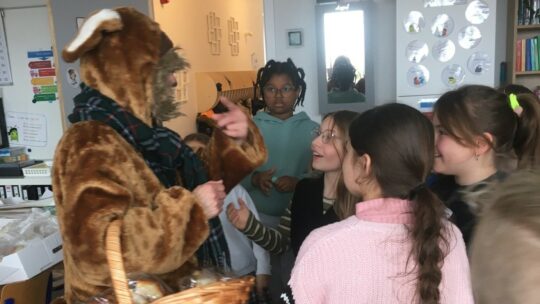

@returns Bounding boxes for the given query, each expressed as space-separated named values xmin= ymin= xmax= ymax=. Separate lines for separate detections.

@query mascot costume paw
xmin=52 ymin=7 xmax=266 ymax=303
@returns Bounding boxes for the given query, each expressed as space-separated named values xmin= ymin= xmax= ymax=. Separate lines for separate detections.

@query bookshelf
xmin=507 ymin=0 xmax=540 ymax=90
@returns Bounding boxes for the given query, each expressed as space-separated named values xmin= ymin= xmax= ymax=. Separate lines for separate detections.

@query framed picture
xmin=287 ymin=29 xmax=303 ymax=47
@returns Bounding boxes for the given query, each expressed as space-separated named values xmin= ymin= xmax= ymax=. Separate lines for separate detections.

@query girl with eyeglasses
xmin=231 ymin=111 xmax=358 ymax=301
xmin=239 ymin=58 xmax=318 ymax=301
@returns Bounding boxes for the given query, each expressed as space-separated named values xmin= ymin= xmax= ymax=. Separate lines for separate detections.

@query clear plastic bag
xmin=176 ymin=266 xmax=234 ymax=291
xmin=0 ymin=208 xmax=58 ymax=259
xmin=84 ymin=273 xmax=172 ymax=304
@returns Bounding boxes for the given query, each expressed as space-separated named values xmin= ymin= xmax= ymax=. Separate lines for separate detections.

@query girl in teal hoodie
xmin=241 ymin=58 xmax=318 ymax=300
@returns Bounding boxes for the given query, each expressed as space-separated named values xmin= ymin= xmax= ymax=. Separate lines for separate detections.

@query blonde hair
xmin=323 ymin=110 xmax=360 ymax=219
xmin=471 ymin=170 xmax=540 ymax=303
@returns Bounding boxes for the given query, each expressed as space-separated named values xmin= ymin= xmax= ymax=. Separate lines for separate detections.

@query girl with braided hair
xmin=241 ymin=58 xmax=318 ymax=301
xmin=290 ymin=104 xmax=473 ymax=304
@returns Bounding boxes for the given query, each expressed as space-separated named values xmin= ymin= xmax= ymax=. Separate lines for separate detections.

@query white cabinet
xmin=0 ymin=176 xmax=51 ymax=200
xmin=396 ymin=0 xmax=500 ymax=111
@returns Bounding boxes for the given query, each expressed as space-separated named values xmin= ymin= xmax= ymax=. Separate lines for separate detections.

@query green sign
xmin=32 ymin=93 xmax=56 ymax=103
xmin=40 ymin=85 xmax=57 ymax=94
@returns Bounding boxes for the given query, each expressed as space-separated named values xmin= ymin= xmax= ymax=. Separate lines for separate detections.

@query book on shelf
xmin=515 ymin=36 xmax=540 ymax=72
xmin=518 ymin=0 xmax=523 ymax=25
xmin=525 ymin=39 xmax=531 ymax=71
xmin=517 ymin=40 xmax=521 ymax=71
xmin=519 ymin=0 xmax=540 ymax=25
xmin=523 ymin=39 xmax=527 ymax=70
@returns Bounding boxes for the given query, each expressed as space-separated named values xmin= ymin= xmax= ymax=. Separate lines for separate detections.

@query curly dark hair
xmin=255 ymin=58 xmax=306 ymax=108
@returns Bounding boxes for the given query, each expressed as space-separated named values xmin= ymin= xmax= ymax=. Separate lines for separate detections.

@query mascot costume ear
xmin=61 ymin=8 xmax=190 ymax=125
xmin=62 ymin=9 xmax=123 ymax=62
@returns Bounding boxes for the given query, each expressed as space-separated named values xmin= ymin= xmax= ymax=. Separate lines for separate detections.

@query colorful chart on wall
xmin=458 ymin=26 xmax=482 ymax=49
xmin=466 ymin=0 xmax=490 ymax=25
xmin=424 ymin=0 xmax=467 ymax=8
xmin=403 ymin=11 xmax=425 ymax=33
xmin=407 ymin=65 xmax=429 ymax=87
xmin=28 ymin=50 xmax=57 ymax=103
xmin=406 ymin=40 xmax=429 ymax=63
xmin=468 ymin=52 xmax=491 ymax=75
xmin=442 ymin=64 xmax=465 ymax=88
xmin=432 ymin=39 xmax=455 ymax=62
xmin=431 ymin=14 xmax=454 ymax=38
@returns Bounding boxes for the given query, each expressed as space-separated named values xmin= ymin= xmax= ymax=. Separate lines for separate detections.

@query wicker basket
xmin=106 ymin=220 xmax=255 ymax=304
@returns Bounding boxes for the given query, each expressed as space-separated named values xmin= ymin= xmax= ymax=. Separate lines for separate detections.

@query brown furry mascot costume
xmin=53 ymin=7 xmax=266 ymax=303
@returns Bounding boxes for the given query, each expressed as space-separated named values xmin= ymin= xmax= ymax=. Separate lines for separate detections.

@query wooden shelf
xmin=515 ymin=71 xmax=540 ymax=76
xmin=517 ymin=24 xmax=540 ymax=31
xmin=508 ymin=1 xmax=540 ymax=87
xmin=0 ymin=176 xmax=52 ymax=186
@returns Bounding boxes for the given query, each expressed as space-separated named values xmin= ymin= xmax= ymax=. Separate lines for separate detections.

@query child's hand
xmin=252 ymin=168 xmax=275 ymax=195
xmin=226 ymin=198 xmax=251 ymax=230
xmin=213 ymin=96 xmax=248 ymax=141
xmin=274 ymin=176 xmax=298 ymax=193
xmin=193 ymin=180 xmax=226 ymax=219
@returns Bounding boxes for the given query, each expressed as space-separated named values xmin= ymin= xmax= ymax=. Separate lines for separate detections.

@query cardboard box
xmin=0 ymin=230 xmax=63 ymax=284
xmin=0 ymin=268 xmax=51 ymax=303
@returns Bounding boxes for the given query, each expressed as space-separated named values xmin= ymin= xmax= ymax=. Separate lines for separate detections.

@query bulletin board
xmin=396 ymin=0 xmax=497 ymax=111
xmin=0 ymin=6 xmax=64 ymax=160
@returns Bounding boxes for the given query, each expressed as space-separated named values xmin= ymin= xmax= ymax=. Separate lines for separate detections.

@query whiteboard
xmin=1 ymin=6 xmax=63 ymax=160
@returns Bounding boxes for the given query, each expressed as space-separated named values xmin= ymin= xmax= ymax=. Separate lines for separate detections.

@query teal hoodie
xmin=242 ymin=111 xmax=319 ymax=216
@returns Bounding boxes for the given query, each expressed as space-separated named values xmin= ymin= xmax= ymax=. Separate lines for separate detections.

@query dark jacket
xmin=290 ymin=177 xmax=340 ymax=255
xmin=430 ymin=172 xmax=506 ymax=248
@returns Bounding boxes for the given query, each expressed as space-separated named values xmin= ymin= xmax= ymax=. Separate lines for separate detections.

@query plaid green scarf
xmin=69 ymin=84 xmax=230 ymax=268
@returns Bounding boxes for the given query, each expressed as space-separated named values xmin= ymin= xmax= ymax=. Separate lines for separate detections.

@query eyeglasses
xmin=311 ymin=128 xmax=339 ymax=144
xmin=263 ymin=85 xmax=296 ymax=96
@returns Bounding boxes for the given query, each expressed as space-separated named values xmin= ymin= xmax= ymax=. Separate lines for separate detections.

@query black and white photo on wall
xmin=287 ymin=29 xmax=303 ymax=47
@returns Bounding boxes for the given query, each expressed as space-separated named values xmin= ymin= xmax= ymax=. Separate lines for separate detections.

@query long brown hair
xmin=323 ymin=110 xmax=360 ymax=219
xmin=348 ymin=103 xmax=448 ymax=303
xmin=434 ymin=85 xmax=540 ymax=170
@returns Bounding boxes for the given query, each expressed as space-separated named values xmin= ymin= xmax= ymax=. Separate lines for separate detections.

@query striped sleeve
xmin=242 ymin=203 xmax=292 ymax=255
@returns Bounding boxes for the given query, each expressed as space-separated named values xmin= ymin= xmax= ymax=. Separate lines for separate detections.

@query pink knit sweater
xmin=289 ymin=198 xmax=474 ymax=304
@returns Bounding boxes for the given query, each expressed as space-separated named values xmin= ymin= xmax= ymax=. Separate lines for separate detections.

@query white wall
xmin=371 ymin=0 xmax=396 ymax=105
xmin=1 ymin=0 xmax=44 ymax=8
xmin=494 ymin=0 xmax=507 ymax=86
xmin=265 ymin=0 xmax=508 ymax=117
xmin=154 ymin=0 xmax=265 ymax=135
xmin=264 ymin=0 xmax=321 ymax=121
xmin=1 ymin=4 xmax=64 ymax=159
xmin=264 ymin=0 xmax=397 ymax=122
